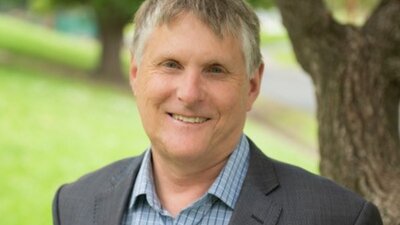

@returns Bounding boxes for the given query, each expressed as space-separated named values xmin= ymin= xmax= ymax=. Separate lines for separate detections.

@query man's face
xmin=130 ymin=13 xmax=263 ymax=166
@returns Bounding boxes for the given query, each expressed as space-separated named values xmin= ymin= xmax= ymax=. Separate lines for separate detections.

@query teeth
xmin=172 ymin=114 xmax=208 ymax=123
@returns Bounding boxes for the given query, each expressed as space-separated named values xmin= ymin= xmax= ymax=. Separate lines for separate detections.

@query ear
xmin=130 ymin=57 xmax=139 ymax=96
xmin=246 ymin=63 xmax=264 ymax=111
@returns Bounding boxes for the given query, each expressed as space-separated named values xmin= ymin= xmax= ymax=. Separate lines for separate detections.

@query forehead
xmin=142 ymin=13 xmax=245 ymax=66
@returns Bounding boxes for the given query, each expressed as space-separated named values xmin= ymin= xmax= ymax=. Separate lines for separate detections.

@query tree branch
xmin=275 ymin=0 xmax=349 ymax=81
xmin=363 ymin=0 xmax=400 ymax=84
xmin=275 ymin=0 xmax=330 ymax=36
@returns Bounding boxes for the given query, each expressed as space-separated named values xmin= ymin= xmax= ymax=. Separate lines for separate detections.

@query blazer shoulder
xmin=247 ymin=138 xmax=355 ymax=199
xmin=270 ymin=159 xmax=382 ymax=224
xmin=272 ymin=158 xmax=365 ymax=202
xmin=59 ymin=155 xmax=143 ymax=197
xmin=53 ymin=155 xmax=144 ymax=225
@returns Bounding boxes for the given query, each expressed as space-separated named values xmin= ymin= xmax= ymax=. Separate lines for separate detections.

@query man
xmin=52 ymin=0 xmax=383 ymax=224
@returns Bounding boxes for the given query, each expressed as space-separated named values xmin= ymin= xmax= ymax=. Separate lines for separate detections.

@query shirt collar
xmin=128 ymin=134 xmax=250 ymax=211
xmin=128 ymin=148 xmax=163 ymax=211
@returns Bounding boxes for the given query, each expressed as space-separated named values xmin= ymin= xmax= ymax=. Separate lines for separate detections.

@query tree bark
xmin=94 ymin=13 xmax=127 ymax=83
xmin=275 ymin=0 xmax=400 ymax=224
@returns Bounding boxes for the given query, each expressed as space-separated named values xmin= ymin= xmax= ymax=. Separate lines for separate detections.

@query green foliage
xmin=90 ymin=0 xmax=143 ymax=21
xmin=246 ymin=0 xmax=274 ymax=9
xmin=323 ymin=0 xmax=380 ymax=25
xmin=324 ymin=0 xmax=379 ymax=10
xmin=32 ymin=0 xmax=143 ymax=22
xmin=28 ymin=0 xmax=55 ymax=12
xmin=0 ymin=0 xmax=27 ymax=9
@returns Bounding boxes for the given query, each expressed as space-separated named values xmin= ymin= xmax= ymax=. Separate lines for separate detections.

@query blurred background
xmin=0 ymin=0 xmax=378 ymax=224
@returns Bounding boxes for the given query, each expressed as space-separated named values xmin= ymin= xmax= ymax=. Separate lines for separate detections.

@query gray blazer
xmin=53 ymin=139 xmax=383 ymax=225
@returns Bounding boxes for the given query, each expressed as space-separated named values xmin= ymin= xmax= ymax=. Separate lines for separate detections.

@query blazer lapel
xmin=94 ymin=156 xmax=143 ymax=225
xmin=229 ymin=138 xmax=282 ymax=225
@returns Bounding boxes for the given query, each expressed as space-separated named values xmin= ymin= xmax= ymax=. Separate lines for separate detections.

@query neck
xmin=151 ymin=151 xmax=229 ymax=217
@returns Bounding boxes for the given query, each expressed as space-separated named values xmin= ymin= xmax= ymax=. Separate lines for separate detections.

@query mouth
xmin=168 ymin=113 xmax=210 ymax=124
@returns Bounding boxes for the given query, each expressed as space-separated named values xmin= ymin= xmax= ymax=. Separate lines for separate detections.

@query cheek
xmin=212 ymin=84 xmax=248 ymax=115
xmin=136 ymin=75 xmax=174 ymax=101
xmin=135 ymin=76 xmax=171 ymax=133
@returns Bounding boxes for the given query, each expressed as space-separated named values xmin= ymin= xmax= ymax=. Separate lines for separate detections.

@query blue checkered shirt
xmin=122 ymin=135 xmax=250 ymax=225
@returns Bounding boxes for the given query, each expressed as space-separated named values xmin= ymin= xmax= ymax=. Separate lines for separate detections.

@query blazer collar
xmin=228 ymin=138 xmax=282 ymax=225
xmin=94 ymin=154 xmax=144 ymax=225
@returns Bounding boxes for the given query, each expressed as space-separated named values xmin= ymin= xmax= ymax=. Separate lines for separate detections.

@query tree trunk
xmin=275 ymin=0 xmax=400 ymax=224
xmin=94 ymin=13 xmax=126 ymax=84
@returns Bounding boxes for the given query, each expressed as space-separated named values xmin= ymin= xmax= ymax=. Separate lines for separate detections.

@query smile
xmin=170 ymin=113 xmax=209 ymax=124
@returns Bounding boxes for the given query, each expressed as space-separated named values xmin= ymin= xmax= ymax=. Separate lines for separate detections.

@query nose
xmin=176 ymin=70 xmax=205 ymax=105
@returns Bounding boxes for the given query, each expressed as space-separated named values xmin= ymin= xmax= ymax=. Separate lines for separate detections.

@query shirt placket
xmin=173 ymin=195 xmax=215 ymax=225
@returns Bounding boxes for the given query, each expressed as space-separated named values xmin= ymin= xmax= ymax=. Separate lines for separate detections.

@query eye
xmin=206 ymin=65 xmax=226 ymax=74
xmin=162 ymin=60 xmax=181 ymax=69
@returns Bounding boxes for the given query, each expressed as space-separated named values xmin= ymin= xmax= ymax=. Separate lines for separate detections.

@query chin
xmin=156 ymin=137 xmax=211 ymax=162
xmin=172 ymin=142 xmax=207 ymax=157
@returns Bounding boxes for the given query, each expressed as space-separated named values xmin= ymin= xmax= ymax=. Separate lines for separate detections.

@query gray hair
xmin=132 ymin=0 xmax=262 ymax=78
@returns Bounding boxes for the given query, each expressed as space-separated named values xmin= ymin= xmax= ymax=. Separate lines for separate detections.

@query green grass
xmin=0 ymin=66 xmax=147 ymax=225
xmin=0 ymin=65 xmax=317 ymax=225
